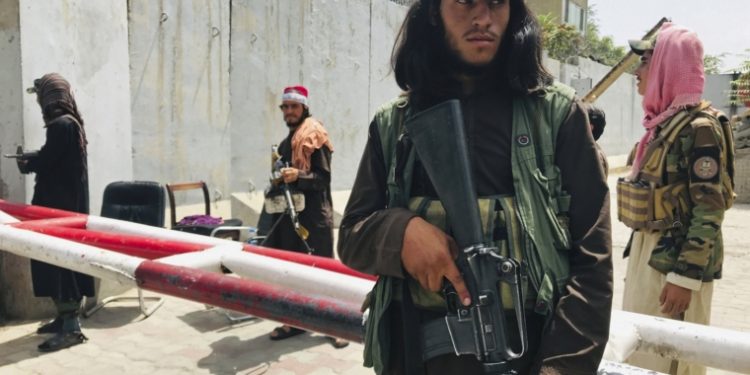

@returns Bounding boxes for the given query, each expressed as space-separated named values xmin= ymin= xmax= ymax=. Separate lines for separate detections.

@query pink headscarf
xmin=630 ymin=23 xmax=705 ymax=178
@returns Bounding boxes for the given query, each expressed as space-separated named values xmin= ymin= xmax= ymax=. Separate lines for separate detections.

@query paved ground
xmin=1 ymin=170 xmax=749 ymax=374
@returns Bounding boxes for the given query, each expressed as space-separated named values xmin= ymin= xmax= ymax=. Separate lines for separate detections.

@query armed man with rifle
xmin=262 ymin=85 xmax=347 ymax=348
xmin=338 ymin=1 xmax=612 ymax=374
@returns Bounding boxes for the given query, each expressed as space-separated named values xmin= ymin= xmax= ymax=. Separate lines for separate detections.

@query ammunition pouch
xmin=617 ymin=178 xmax=688 ymax=231
xmin=263 ymin=188 xmax=305 ymax=214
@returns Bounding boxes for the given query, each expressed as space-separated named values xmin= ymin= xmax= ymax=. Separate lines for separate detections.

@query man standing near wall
xmin=619 ymin=23 xmax=735 ymax=375
xmin=338 ymin=0 xmax=612 ymax=373
xmin=17 ymin=73 xmax=94 ymax=352
xmin=263 ymin=85 xmax=347 ymax=349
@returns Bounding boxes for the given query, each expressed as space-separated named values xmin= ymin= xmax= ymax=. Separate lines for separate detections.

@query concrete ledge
xmin=229 ymin=192 xmax=266 ymax=229
xmin=228 ymin=190 xmax=352 ymax=229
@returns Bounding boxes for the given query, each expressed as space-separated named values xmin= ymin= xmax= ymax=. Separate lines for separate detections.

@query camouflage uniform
xmin=622 ymin=107 xmax=730 ymax=375
xmin=642 ymin=109 xmax=727 ymax=288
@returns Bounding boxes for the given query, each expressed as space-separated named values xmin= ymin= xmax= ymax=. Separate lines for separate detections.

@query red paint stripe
xmin=16 ymin=225 xmax=207 ymax=259
xmin=243 ymin=244 xmax=377 ymax=281
xmin=135 ymin=260 xmax=365 ymax=342
xmin=0 ymin=200 xmax=86 ymax=220
xmin=12 ymin=216 xmax=88 ymax=229
xmin=1 ymin=200 xmax=376 ymax=281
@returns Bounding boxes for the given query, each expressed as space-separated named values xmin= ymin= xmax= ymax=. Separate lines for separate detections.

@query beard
xmin=443 ymin=40 xmax=492 ymax=77
xmin=285 ymin=109 xmax=310 ymax=129
xmin=286 ymin=117 xmax=303 ymax=128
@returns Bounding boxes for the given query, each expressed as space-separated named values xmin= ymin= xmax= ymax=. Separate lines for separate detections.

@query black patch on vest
xmin=689 ymin=146 xmax=720 ymax=183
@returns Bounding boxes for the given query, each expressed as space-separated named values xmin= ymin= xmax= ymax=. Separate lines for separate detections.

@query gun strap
xmin=420 ymin=318 xmax=456 ymax=362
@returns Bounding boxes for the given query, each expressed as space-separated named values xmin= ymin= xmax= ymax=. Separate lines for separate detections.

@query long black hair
xmin=392 ymin=0 xmax=552 ymax=109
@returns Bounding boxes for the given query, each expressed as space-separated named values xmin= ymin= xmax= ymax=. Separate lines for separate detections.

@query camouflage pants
xmin=622 ymin=230 xmax=714 ymax=375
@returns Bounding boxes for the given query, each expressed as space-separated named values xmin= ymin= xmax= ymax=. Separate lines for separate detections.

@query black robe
xmin=262 ymin=128 xmax=334 ymax=258
xmin=25 ymin=115 xmax=95 ymax=301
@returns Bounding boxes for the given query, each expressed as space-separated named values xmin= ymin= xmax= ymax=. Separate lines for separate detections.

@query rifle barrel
xmin=582 ymin=17 xmax=669 ymax=103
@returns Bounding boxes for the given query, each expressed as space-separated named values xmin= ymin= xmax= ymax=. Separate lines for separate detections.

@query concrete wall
xmin=0 ymin=0 xmax=23 ymax=321
xmin=128 ymin=0 xmax=404 ymax=200
xmin=705 ymin=73 xmax=749 ymax=120
xmin=129 ymin=0 xmax=231 ymax=203
xmin=228 ymin=0 xmax=404 ymax=194
xmin=19 ymin=0 xmax=133 ymax=215
xmin=548 ymin=55 xmax=645 ymax=156
xmin=0 ymin=0 xmax=132 ymax=319
xmin=0 ymin=0 xmax=24 ymax=205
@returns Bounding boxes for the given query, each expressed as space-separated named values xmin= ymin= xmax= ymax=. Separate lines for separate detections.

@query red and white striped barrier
xmin=0 ymin=199 xmax=372 ymax=341
xmin=5 ymin=199 xmax=750 ymax=373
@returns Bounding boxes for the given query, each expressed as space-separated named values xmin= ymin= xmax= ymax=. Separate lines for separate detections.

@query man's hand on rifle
xmin=280 ymin=167 xmax=299 ymax=183
xmin=401 ymin=217 xmax=471 ymax=306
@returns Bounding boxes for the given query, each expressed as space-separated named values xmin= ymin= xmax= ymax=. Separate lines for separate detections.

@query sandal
xmin=328 ymin=336 xmax=350 ymax=349
xmin=38 ymin=332 xmax=88 ymax=352
xmin=269 ymin=325 xmax=305 ymax=341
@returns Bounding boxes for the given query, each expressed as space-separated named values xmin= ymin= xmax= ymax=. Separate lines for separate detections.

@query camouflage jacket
xmin=644 ymin=107 xmax=729 ymax=286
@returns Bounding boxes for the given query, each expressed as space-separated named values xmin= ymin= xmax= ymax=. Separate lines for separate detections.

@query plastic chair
xmin=84 ymin=181 xmax=166 ymax=318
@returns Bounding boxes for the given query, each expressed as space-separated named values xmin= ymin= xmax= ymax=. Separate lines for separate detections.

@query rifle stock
xmin=405 ymin=100 xmax=526 ymax=374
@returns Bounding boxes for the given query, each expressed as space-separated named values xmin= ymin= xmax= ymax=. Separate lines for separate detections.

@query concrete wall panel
xmin=229 ymin=0 xmax=405 ymax=195
xmin=0 ymin=0 xmax=24 ymax=203
xmin=18 ymin=0 xmax=133 ymax=215
xmin=549 ymin=56 xmax=644 ymax=156
xmin=129 ymin=0 xmax=231 ymax=202
xmin=0 ymin=0 xmax=24 ymax=321
xmin=1 ymin=0 xmax=131 ymax=319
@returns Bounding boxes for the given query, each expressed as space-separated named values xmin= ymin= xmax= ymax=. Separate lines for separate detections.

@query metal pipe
xmin=243 ymin=244 xmax=377 ymax=281
xmin=135 ymin=260 xmax=365 ymax=342
xmin=610 ymin=310 xmax=750 ymax=373
xmin=12 ymin=216 xmax=89 ymax=229
xmin=16 ymin=224 xmax=205 ymax=259
xmin=0 ymin=201 xmax=373 ymax=281
xmin=0 ymin=224 xmax=364 ymax=341
xmin=0 ymin=225 xmax=141 ymax=287
xmin=0 ymin=199 xmax=84 ymax=220
xmin=221 ymin=250 xmax=373 ymax=304
xmin=87 ymin=215 xmax=376 ymax=280
xmin=156 ymin=244 xmax=241 ymax=273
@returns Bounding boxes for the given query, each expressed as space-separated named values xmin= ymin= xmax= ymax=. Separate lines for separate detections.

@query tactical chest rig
xmin=617 ymin=101 xmax=735 ymax=231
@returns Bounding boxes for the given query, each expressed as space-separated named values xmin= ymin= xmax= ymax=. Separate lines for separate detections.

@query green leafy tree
xmin=539 ymin=6 xmax=626 ymax=67
xmin=538 ymin=13 xmax=583 ymax=63
xmin=703 ymin=54 xmax=725 ymax=75
xmin=729 ymin=54 xmax=750 ymax=107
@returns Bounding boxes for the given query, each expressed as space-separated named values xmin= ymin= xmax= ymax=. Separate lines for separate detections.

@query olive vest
xmin=617 ymin=101 xmax=736 ymax=231
xmin=362 ymin=83 xmax=577 ymax=373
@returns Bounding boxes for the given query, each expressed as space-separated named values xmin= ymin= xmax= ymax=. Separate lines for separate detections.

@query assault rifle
xmin=582 ymin=17 xmax=668 ymax=103
xmin=405 ymin=100 xmax=527 ymax=374
xmin=266 ymin=145 xmax=312 ymax=253
xmin=3 ymin=145 xmax=37 ymax=174
xmin=2 ymin=145 xmax=37 ymax=159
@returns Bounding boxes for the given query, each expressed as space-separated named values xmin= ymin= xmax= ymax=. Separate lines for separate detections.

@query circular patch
xmin=516 ymin=135 xmax=530 ymax=146
xmin=693 ymin=156 xmax=719 ymax=180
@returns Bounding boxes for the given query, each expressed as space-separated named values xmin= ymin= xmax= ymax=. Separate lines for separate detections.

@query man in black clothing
xmin=263 ymin=85 xmax=347 ymax=348
xmin=338 ymin=1 xmax=612 ymax=374
xmin=19 ymin=73 xmax=93 ymax=352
